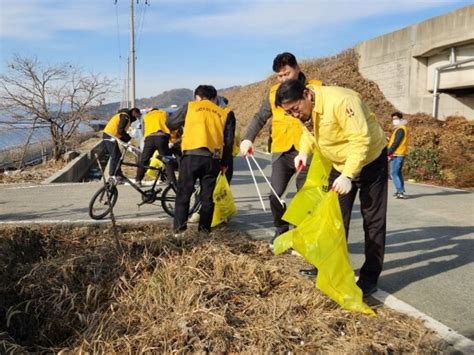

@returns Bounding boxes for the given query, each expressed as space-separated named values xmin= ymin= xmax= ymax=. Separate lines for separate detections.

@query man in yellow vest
xmin=239 ymin=52 xmax=322 ymax=246
xmin=135 ymin=107 xmax=177 ymax=186
xmin=387 ymin=112 xmax=409 ymax=199
xmin=103 ymin=107 xmax=141 ymax=179
xmin=275 ymin=79 xmax=388 ymax=297
xmin=187 ymin=95 xmax=236 ymax=225
xmin=167 ymin=85 xmax=235 ymax=235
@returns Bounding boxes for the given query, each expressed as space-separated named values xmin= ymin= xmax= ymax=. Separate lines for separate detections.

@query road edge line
xmin=373 ymin=289 xmax=474 ymax=353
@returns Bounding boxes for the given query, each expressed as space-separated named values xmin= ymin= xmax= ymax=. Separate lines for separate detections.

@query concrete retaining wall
xmin=43 ymin=141 xmax=105 ymax=184
xmin=356 ymin=5 xmax=474 ymax=119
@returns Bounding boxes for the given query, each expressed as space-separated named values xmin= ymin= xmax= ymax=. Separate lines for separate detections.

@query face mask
xmin=392 ymin=119 xmax=401 ymax=126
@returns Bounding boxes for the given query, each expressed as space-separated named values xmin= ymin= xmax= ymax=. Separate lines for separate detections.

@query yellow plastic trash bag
xmin=283 ymin=148 xmax=332 ymax=227
xmin=146 ymin=151 xmax=163 ymax=178
xmin=274 ymin=191 xmax=374 ymax=315
xmin=211 ymin=173 xmax=237 ymax=227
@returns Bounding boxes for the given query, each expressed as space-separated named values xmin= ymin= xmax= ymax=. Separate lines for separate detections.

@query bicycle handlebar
xmin=104 ymin=137 xmax=141 ymax=155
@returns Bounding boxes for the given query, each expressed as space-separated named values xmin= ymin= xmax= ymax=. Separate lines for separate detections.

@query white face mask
xmin=392 ymin=119 xmax=401 ymax=126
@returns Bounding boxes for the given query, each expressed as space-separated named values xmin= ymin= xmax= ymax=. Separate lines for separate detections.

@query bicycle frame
xmin=91 ymin=137 xmax=200 ymax=219
xmin=104 ymin=137 xmax=175 ymax=204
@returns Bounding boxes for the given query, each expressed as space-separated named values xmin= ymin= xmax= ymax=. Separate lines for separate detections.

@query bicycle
xmin=88 ymin=138 xmax=200 ymax=220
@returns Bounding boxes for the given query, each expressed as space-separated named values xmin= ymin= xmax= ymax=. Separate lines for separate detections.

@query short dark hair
xmin=391 ymin=112 xmax=403 ymax=119
xmin=194 ymin=85 xmax=217 ymax=100
xmin=130 ymin=107 xmax=141 ymax=116
xmin=273 ymin=52 xmax=298 ymax=72
xmin=275 ymin=79 xmax=306 ymax=107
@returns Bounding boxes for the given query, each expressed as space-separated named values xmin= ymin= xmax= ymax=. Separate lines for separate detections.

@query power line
xmin=136 ymin=0 xmax=149 ymax=53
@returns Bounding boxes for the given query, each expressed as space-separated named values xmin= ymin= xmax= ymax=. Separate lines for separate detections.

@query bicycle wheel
xmin=88 ymin=183 xmax=119 ymax=220
xmin=161 ymin=184 xmax=200 ymax=218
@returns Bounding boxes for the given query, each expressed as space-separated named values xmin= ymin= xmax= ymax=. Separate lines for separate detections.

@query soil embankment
xmin=224 ymin=49 xmax=474 ymax=188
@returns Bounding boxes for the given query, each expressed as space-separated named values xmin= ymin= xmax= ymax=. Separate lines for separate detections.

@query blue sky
xmin=0 ymin=0 xmax=471 ymax=103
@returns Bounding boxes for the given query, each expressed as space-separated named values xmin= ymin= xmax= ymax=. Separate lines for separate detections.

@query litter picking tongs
xmin=244 ymin=153 xmax=285 ymax=211
xmin=280 ymin=163 xmax=305 ymax=205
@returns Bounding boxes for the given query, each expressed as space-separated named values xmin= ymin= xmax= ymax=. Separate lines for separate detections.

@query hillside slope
xmin=224 ymin=49 xmax=473 ymax=188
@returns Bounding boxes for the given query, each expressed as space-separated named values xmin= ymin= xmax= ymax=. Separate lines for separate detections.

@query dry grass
xmin=0 ymin=159 xmax=67 ymax=184
xmin=0 ymin=224 xmax=445 ymax=353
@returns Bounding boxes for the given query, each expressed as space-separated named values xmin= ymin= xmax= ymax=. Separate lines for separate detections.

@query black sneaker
xmin=299 ymin=267 xmax=318 ymax=278
xmin=396 ymin=193 xmax=407 ymax=199
xmin=356 ymin=279 xmax=378 ymax=297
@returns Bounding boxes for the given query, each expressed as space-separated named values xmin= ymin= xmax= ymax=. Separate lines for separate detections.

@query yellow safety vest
xmin=388 ymin=125 xmax=409 ymax=156
xmin=143 ymin=109 xmax=170 ymax=138
xmin=269 ymin=79 xmax=322 ymax=153
xmin=103 ymin=112 xmax=130 ymax=139
xmin=181 ymin=100 xmax=228 ymax=157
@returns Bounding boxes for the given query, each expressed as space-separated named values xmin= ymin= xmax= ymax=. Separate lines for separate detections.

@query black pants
xmin=270 ymin=149 xmax=308 ymax=233
xmin=103 ymin=136 xmax=123 ymax=177
xmin=174 ymin=155 xmax=220 ymax=233
xmin=136 ymin=135 xmax=176 ymax=185
xmin=329 ymin=148 xmax=388 ymax=285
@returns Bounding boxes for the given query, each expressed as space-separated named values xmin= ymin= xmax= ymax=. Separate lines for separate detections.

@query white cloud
xmin=153 ymin=0 xmax=461 ymax=38
xmin=0 ymin=0 xmax=123 ymax=40
xmin=0 ymin=0 xmax=464 ymax=41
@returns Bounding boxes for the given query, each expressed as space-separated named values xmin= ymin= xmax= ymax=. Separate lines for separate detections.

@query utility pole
xmin=126 ymin=57 xmax=130 ymax=108
xmin=129 ymin=0 xmax=136 ymax=108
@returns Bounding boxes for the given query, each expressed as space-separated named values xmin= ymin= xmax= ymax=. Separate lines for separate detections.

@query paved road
xmin=1 ymin=152 xmax=473 ymax=342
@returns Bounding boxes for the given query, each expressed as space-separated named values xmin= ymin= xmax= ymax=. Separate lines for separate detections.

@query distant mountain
xmin=91 ymin=86 xmax=244 ymax=120
xmin=92 ymin=88 xmax=193 ymax=119
xmin=139 ymin=88 xmax=194 ymax=109
xmin=219 ymin=85 xmax=242 ymax=94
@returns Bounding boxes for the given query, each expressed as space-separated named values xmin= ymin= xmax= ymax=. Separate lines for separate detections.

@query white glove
xmin=294 ymin=153 xmax=308 ymax=169
xmin=240 ymin=139 xmax=254 ymax=156
xmin=332 ymin=175 xmax=352 ymax=195
xmin=168 ymin=142 xmax=174 ymax=149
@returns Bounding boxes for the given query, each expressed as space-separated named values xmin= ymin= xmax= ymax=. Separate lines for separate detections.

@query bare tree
xmin=0 ymin=55 xmax=113 ymax=160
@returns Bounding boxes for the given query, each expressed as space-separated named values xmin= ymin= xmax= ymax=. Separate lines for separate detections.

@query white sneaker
xmin=173 ymin=231 xmax=186 ymax=239
xmin=188 ymin=212 xmax=200 ymax=223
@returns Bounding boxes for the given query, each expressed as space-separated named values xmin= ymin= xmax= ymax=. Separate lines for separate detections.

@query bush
xmin=405 ymin=148 xmax=442 ymax=182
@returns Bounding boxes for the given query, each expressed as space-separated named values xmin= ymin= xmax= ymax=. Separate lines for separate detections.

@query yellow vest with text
xmin=103 ymin=113 xmax=130 ymax=139
xmin=388 ymin=125 xmax=409 ymax=156
xmin=269 ymin=79 xmax=322 ymax=153
xmin=143 ymin=109 xmax=170 ymax=138
xmin=181 ymin=100 xmax=228 ymax=157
